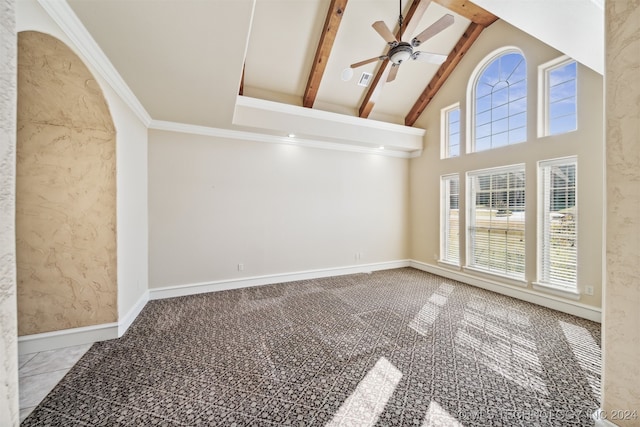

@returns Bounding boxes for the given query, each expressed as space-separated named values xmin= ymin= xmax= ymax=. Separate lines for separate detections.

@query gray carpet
xmin=22 ymin=268 xmax=601 ymax=426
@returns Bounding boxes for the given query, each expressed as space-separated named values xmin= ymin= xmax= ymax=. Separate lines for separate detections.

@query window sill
xmin=437 ymin=260 xmax=461 ymax=271
xmin=532 ymin=282 xmax=581 ymax=301
xmin=462 ymin=266 xmax=528 ymax=288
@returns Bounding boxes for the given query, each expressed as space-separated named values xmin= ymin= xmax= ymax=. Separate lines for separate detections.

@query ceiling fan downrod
xmin=398 ymin=0 xmax=403 ymax=38
xmin=388 ymin=0 xmax=412 ymax=65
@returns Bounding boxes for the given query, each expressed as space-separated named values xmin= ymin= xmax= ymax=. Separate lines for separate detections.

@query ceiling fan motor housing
xmin=389 ymin=42 xmax=413 ymax=64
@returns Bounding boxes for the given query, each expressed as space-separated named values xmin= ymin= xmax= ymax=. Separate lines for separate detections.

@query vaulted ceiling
xmin=66 ymin=0 xmax=495 ymax=129
xmin=241 ymin=0 xmax=498 ymax=126
xmin=61 ymin=0 xmax=602 ymax=153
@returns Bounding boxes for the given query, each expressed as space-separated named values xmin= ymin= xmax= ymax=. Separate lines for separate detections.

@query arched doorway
xmin=16 ymin=31 xmax=117 ymax=335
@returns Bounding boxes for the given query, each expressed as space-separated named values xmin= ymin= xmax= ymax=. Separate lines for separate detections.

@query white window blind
xmin=538 ymin=158 xmax=577 ymax=287
xmin=467 ymin=165 xmax=526 ymax=279
xmin=441 ymin=174 xmax=460 ymax=264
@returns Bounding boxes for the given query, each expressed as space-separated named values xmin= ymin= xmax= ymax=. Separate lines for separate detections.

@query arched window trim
xmin=466 ymin=46 xmax=527 ymax=154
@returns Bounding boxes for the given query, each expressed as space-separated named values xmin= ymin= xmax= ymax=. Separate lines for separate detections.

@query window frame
xmin=537 ymin=56 xmax=578 ymax=137
xmin=535 ymin=156 xmax=579 ymax=297
xmin=440 ymin=173 xmax=460 ymax=266
xmin=441 ymin=103 xmax=461 ymax=159
xmin=465 ymin=164 xmax=527 ymax=283
xmin=466 ymin=46 xmax=527 ymax=154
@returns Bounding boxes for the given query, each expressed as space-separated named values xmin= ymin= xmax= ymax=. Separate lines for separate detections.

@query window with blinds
xmin=538 ymin=157 xmax=577 ymax=288
xmin=440 ymin=174 xmax=460 ymax=265
xmin=467 ymin=165 xmax=526 ymax=279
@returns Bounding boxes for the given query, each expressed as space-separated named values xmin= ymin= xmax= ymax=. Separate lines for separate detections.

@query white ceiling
xmin=68 ymin=0 xmax=255 ymax=129
xmin=243 ymin=0 xmax=470 ymax=123
xmin=472 ymin=0 xmax=603 ymax=75
xmin=63 ymin=0 xmax=603 ymax=147
xmin=67 ymin=0 xmax=470 ymax=130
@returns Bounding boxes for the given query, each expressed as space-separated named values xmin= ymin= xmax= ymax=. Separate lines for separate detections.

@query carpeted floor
xmin=22 ymin=268 xmax=601 ymax=426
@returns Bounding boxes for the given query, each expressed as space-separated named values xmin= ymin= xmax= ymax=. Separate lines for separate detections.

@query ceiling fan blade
xmin=372 ymin=21 xmax=398 ymax=45
xmin=412 ymin=51 xmax=448 ymax=64
xmin=387 ymin=64 xmax=400 ymax=82
xmin=350 ymin=56 xmax=385 ymax=69
xmin=411 ymin=14 xmax=455 ymax=47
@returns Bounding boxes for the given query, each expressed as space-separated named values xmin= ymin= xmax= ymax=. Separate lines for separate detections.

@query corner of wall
xmin=0 ymin=0 xmax=19 ymax=423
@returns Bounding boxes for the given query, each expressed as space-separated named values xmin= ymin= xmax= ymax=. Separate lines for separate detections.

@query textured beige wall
xmin=16 ymin=31 xmax=117 ymax=335
xmin=0 ymin=0 xmax=19 ymax=424
xmin=148 ymin=129 xmax=409 ymax=289
xmin=16 ymin=0 xmax=150 ymax=325
xmin=409 ymin=19 xmax=604 ymax=308
xmin=603 ymin=2 xmax=640 ymax=423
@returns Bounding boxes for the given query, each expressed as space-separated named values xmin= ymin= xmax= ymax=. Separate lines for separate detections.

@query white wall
xmin=16 ymin=0 xmax=148 ymax=329
xmin=409 ymin=20 xmax=604 ymax=310
xmin=148 ymin=129 xmax=409 ymax=289
xmin=0 ymin=0 xmax=19 ymax=423
xmin=112 ymin=92 xmax=148 ymax=321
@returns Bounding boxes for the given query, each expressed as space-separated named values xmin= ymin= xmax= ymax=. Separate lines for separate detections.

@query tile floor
xmin=18 ymin=343 xmax=93 ymax=423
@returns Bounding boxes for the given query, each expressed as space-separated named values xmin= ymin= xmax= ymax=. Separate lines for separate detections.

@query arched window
xmin=469 ymin=48 xmax=527 ymax=152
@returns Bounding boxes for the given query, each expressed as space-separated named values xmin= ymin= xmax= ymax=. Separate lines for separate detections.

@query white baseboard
xmin=149 ymin=260 xmax=411 ymax=300
xmin=409 ymin=260 xmax=602 ymax=322
xmin=18 ymin=322 xmax=119 ymax=354
xmin=18 ymin=290 xmax=150 ymax=355
xmin=118 ymin=290 xmax=149 ymax=336
xmin=18 ymin=261 xmax=410 ymax=354
xmin=19 ymin=258 xmax=602 ymax=354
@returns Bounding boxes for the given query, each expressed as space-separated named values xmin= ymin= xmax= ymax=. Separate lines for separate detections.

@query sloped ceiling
xmin=67 ymin=0 xmax=255 ymax=129
xmin=243 ymin=0 xmax=473 ymax=124
xmin=67 ymin=1 xmax=493 ymax=128
xmin=472 ymin=0 xmax=603 ymax=75
xmin=63 ymin=0 xmax=602 ymax=154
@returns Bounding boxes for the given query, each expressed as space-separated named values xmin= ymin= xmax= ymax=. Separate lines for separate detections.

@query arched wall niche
xmin=16 ymin=30 xmax=117 ymax=335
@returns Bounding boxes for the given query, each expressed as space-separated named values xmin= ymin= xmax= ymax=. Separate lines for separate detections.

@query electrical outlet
xmin=585 ymin=286 xmax=594 ymax=296
xmin=238 ymin=263 xmax=244 ymax=271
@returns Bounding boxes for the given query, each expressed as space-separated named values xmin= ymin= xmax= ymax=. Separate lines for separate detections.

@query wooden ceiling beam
xmin=405 ymin=21 xmax=484 ymax=126
xmin=398 ymin=0 xmax=433 ymax=40
xmin=359 ymin=0 xmax=432 ymax=119
xmin=303 ymin=0 xmax=349 ymax=108
xmin=404 ymin=1 xmax=497 ymax=126
xmin=432 ymin=0 xmax=498 ymax=26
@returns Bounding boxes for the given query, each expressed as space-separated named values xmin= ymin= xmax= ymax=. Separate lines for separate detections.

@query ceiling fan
xmin=351 ymin=0 xmax=455 ymax=82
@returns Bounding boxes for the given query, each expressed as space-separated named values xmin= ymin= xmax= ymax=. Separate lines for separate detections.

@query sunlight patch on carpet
xmin=327 ymin=357 xmax=402 ymax=426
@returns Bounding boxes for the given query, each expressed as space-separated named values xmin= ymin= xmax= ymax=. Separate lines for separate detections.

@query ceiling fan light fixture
xmin=388 ymin=42 xmax=413 ymax=65
xmin=349 ymin=0 xmax=454 ymax=83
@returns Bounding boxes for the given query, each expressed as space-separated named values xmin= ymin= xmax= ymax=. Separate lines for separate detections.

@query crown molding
xmin=37 ymin=0 xmax=152 ymax=126
xmin=35 ymin=0 xmax=422 ymax=158
xmin=149 ymin=120 xmax=414 ymax=159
